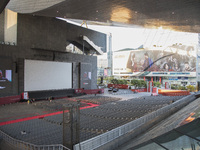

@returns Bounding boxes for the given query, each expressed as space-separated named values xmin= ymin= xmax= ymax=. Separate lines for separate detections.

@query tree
xmin=97 ymin=78 xmax=101 ymax=84
xmin=118 ymin=80 xmax=124 ymax=84
xmin=111 ymin=78 xmax=118 ymax=84
xmin=131 ymin=79 xmax=137 ymax=88
xmin=153 ymin=81 xmax=161 ymax=88
xmin=178 ymin=85 xmax=187 ymax=90
xmin=131 ymin=79 xmax=140 ymax=89
xmin=141 ymin=80 xmax=147 ymax=88
xmin=123 ymin=79 xmax=128 ymax=85
xmin=137 ymin=80 xmax=143 ymax=88
xmin=108 ymin=76 xmax=114 ymax=83
xmin=186 ymin=85 xmax=196 ymax=92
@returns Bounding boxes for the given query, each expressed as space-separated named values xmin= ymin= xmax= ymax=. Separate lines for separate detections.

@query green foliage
xmin=111 ymin=78 xmax=119 ymax=84
xmin=153 ymin=81 xmax=161 ymax=88
xmin=131 ymin=79 xmax=139 ymax=88
xmin=118 ymin=80 xmax=124 ymax=84
xmin=169 ymin=84 xmax=196 ymax=91
xmin=121 ymin=79 xmax=127 ymax=85
xmin=171 ymin=85 xmax=177 ymax=89
xmin=97 ymin=78 xmax=101 ymax=84
xmin=178 ymin=86 xmax=187 ymax=90
xmin=107 ymin=76 xmax=114 ymax=83
xmin=141 ymin=80 xmax=147 ymax=88
xmin=131 ymin=79 xmax=146 ymax=89
xmin=171 ymin=84 xmax=180 ymax=90
xmin=137 ymin=80 xmax=143 ymax=88
xmin=186 ymin=85 xmax=196 ymax=92
xmin=109 ymin=78 xmax=128 ymax=85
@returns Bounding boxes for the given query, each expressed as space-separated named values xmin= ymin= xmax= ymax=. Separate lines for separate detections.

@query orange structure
xmin=158 ymin=89 xmax=190 ymax=96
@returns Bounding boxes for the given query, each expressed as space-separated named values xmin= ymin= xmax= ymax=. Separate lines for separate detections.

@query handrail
xmin=0 ymin=130 xmax=70 ymax=150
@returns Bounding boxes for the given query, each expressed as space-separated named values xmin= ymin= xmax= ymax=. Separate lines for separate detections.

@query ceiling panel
xmin=6 ymin=0 xmax=200 ymax=33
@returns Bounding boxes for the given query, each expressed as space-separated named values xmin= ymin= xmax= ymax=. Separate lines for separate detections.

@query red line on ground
xmin=0 ymin=103 xmax=99 ymax=126
xmin=0 ymin=113 xmax=38 ymax=121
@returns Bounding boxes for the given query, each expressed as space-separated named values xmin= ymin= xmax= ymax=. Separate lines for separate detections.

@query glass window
xmin=177 ymin=119 xmax=200 ymax=140
xmin=134 ymin=141 xmax=166 ymax=150
xmin=155 ymin=130 xmax=200 ymax=150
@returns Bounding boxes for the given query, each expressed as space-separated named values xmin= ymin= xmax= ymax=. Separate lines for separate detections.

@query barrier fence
xmin=131 ymin=88 xmax=147 ymax=93
xmin=0 ymin=130 xmax=70 ymax=150
xmin=74 ymin=94 xmax=196 ymax=150
xmin=107 ymin=84 xmax=129 ymax=89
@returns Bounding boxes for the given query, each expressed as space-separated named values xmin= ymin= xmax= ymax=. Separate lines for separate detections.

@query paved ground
xmin=0 ymin=89 xmax=197 ymax=150
xmin=0 ymin=89 xmax=150 ymax=123
xmin=102 ymin=88 xmax=151 ymax=100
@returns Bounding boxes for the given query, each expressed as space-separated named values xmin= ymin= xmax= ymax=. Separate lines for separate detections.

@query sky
xmin=87 ymin=25 xmax=198 ymax=51
xmin=63 ymin=19 xmax=198 ymax=52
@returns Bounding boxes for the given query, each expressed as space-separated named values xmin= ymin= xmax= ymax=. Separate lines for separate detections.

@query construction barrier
xmin=131 ymin=88 xmax=147 ymax=93
xmin=131 ymin=87 xmax=157 ymax=93
xmin=107 ymin=84 xmax=129 ymax=89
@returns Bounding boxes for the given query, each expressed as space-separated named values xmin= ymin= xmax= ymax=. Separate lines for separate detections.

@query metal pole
xmin=63 ymin=110 xmax=65 ymax=147
xmin=76 ymin=101 xmax=80 ymax=144
xmin=70 ymin=105 xmax=74 ymax=149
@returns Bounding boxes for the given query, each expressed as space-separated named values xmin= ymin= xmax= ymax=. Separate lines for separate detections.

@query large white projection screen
xmin=24 ymin=60 xmax=72 ymax=91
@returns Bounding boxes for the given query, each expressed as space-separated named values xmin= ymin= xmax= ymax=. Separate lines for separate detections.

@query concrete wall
xmin=0 ymin=44 xmax=97 ymax=97
xmin=0 ymin=11 xmax=4 ymax=41
xmin=0 ymin=14 xmax=101 ymax=97
xmin=17 ymin=14 xmax=107 ymax=53
xmin=65 ymin=23 xmax=107 ymax=53
xmin=0 ymin=45 xmax=19 ymax=97
xmin=17 ymin=14 xmax=66 ymax=51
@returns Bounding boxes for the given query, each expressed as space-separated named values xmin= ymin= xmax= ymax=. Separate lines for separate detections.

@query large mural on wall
xmin=113 ymin=45 xmax=196 ymax=77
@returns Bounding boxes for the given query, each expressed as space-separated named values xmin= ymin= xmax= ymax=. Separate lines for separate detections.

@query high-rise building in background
xmin=97 ymin=33 xmax=112 ymax=77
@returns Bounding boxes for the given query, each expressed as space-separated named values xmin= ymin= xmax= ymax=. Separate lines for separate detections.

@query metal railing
xmin=0 ymin=130 xmax=70 ymax=150
xmin=74 ymin=94 xmax=196 ymax=150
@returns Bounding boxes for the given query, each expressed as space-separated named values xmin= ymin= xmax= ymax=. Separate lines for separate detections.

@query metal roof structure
xmin=1 ymin=0 xmax=200 ymax=33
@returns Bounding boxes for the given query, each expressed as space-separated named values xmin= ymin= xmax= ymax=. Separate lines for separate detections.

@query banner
xmin=113 ymin=46 xmax=196 ymax=77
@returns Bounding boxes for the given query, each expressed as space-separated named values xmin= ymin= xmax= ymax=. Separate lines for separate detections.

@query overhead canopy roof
xmin=0 ymin=0 xmax=10 ymax=13
xmin=5 ymin=0 xmax=200 ymax=33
